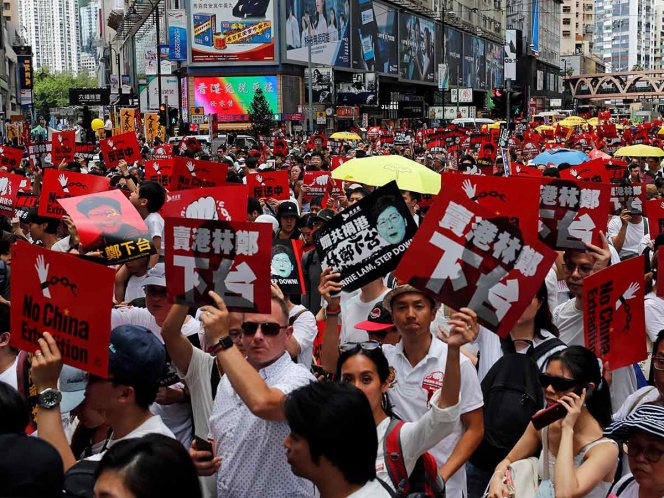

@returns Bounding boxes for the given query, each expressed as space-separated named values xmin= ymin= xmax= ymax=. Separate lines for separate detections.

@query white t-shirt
xmin=144 ymin=212 xmax=165 ymax=254
xmin=383 ymin=336 xmax=484 ymax=498
xmin=346 ymin=479 xmax=392 ymax=498
xmin=340 ymin=288 xmax=390 ymax=344
xmin=124 ymin=273 xmax=148 ymax=302
xmin=0 ymin=355 xmax=18 ymax=390
xmin=609 ymin=474 xmax=638 ymax=498
xmin=289 ymin=305 xmax=317 ymax=367
xmin=644 ymin=292 xmax=664 ymax=344
xmin=607 ymin=216 xmax=646 ymax=258
xmin=51 ymin=236 xmax=71 ymax=253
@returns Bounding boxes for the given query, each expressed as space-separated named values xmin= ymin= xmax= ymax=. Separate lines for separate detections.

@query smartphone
xmin=531 ymin=385 xmax=588 ymax=430
xmin=194 ymin=436 xmax=214 ymax=460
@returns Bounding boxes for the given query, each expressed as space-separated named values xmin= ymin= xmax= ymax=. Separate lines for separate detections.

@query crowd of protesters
xmin=0 ymin=119 xmax=663 ymax=498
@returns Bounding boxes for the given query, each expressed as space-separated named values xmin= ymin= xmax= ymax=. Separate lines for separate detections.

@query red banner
xmin=164 ymin=218 xmax=272 ymax=312
xmin=10 ymin=241 xmax=114 ymax=377
xmin=583 ymin=256 xmax=647 ymax=370
xmin=144 ymin=159 xmax=173 ymax=190
xmin=558 ymin=159 xmax=610 ymax=184
xmin=510 ymin=163 xmax=543 ymax=177
xmin=52 ymin=131 xmax=76 ymax=164
xmin=0 ymin=172 xmax=20 ymax=216
xmin=99 ymin=131 xmax=142 ymax=168
xmin=164 ymin=186 xmax=249 ymax=221
xmin=171 ymin=157 xmax=228 ymax=191
xmin=246 ymin=171 xmax=290 ymax=200
xmin=152 ymin=143 xmax=173 ymax=160
xmin=38 ymin=169 xmax=110 ymax=219
xmin=57 ymin=190 xmax=152 ymax=265
xmin=0 ymin=145 xmax=24 ymax=171
xmin=394 ymin=186 xmax=557 ymax=338
xmin=538 ymin=178 xmax=611 ymax=250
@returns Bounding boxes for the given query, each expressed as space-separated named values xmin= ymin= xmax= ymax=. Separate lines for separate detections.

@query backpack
xmin=63 ymin=459 xmax=100 ymax=498
xmin=469 ymin=338 xmax=565 ymax=471
xmin=381 ymin=418 xmax=446 ymax=498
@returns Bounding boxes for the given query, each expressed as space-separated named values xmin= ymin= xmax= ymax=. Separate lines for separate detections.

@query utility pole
xmin=307 ymin=36 xmax=314 ymax=134
xmin=506 ymin=78 xmax=512 ymax=130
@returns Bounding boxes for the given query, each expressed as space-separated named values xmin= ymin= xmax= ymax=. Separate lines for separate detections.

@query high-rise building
xmin=18 ymin=0 xmax=81 ymax=73
xmin=79 ymin=0 xmax=100 ymax=56
xmin=559 ymin=0 xmax=605 ymax=74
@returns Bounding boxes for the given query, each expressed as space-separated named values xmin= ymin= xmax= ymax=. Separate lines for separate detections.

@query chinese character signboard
xmin=165 ymin=218 xmax=272 ymax=312
xmin=583 ymin=256 xmax=647 ymax=370
xmin=168 ymin=9 xmax=188 ymax=61
xmin=120 ymin=108 xmax=137 ymax=133
xmin=394 ymin=186 xmax=557 ymax=338
xmin=246 ymin=171 xmax=289 ymax=200
xmin=74 ymin=143 xmax=95 ymax=160
xmin=52 ymin=131 xmax=76 ymax=164
xmin=39 ymin=169 xmax=110 ymax=219
xmin=610 ymin=183 xmax=646 ymax=215
xmin=271 ymin=239 xmax=305 ymax=294
xmin=145 ymin=159 xmax=173 ymax=189
xmin=10 ymin=241 xmax=114 ymax=377
xmin=99 ymin=132 xmax=142 ymax=168
xmin=164 ymin=185 xmax=249 ymax=222
xmin=303 ymin=171 xmax=333 ymax=200
xmin=0 ymin=172 xmax=20 ymax=216
xmin=152 ymin=143 xmax=173 ymax=160
xmin=0 ymin=145 xmax=25 ymax=171
xmin=145 ymin=112 xmax=160 ymax=142
xmin=69 ymin=88 xmax=111 ymax=106
xmin=193 ymin=76 xmax=278 ymax=119
xmin=317 ymin=181 xmax=417 ymax=292
xmin=191 ymin=0 xmax=275 ymax=63
xmin=171 ymin=157 xmax=228 ymax=191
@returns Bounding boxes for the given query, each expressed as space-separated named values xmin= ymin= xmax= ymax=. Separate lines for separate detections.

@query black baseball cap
xmin=108 ymin=325 xmax=166 ymax=385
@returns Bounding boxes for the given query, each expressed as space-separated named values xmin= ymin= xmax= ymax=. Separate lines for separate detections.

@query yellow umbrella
xmin=486 ymin=121 xmax=505 ymax=130
xmin=614 ymin=144 xmax=664 ymax=157
xmin=587 ymin=117 xmax=599 ymax=126
xmin=559 ymin=116 xmax=586 ymax=126
xmin=535 ymin=125 xmax=555 ymax=132
xmin=331 ymin=155 xmax=441 ymax=195
xmin=658 ymin=126 xmax=664 ymax=136
xmin=330 ymin=131 xmax=362 ymax=140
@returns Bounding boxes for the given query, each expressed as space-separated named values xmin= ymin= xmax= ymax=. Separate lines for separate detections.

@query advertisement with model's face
xmin=351 ymin=0 xmax=398 ymax=74
xmin=463 ymin=33 xmax=485 ymax=89
xmin=485 ymin=41 xmax=504 ymax=89
xmin=444 ymin=26 xmax=463 ymax=88
xmin=398 ymin=12 xmax=435 ymax=83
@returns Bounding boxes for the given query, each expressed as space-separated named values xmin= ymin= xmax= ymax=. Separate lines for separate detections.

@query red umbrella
xmin=588 ymin=148 xmax=611 ymax=160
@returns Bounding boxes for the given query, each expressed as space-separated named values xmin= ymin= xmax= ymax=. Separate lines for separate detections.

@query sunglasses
xmin=623 ymin=441 xmax=664 ymax=463
xmin=653 ymin=355 xmax=664 ymax=371
xmin=338 ymin=340 xmax=382 ymax=354
xmin=241 ymin=322 xmax=288 ymax=337
xmin=538 ymin=373 xmax=578 ymax=392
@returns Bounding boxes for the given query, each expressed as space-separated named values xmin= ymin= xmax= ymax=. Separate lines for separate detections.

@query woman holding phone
xmin=488 ymin=346 xmax=619 ymax=498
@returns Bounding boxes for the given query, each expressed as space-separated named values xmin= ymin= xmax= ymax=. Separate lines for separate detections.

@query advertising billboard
xmin=398 ymin=12 xmax=435 ymax=83
xmin=193 ymin=76 xmax=278 ymax=120
xmin=485 ymin=41 xmax=504 ymax=89
xmin=190 ymin=0 xmax=275 ymax=63
xmin=462 ymin=33 xmax=485 ymax=89
xmin=443 ymin=27 xmax=463 ymax=88
xmin=285 ymin=0 xmax=351 ymax=67
xmin=336 ymin=72 xmax=377 ymax=105
xmin=305 ymin=67 xmax=333 ymax=104
xmin=167 ymin=10 xmax=188 ymax=61
xmin=351 ymin=0 xmax=398 ymax=74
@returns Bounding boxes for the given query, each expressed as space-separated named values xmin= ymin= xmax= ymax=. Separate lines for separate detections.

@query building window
xmin=563 ymin=17 xmax=571 ymax=24
xmin=563 ymin=6 xmax=571 ymax=12
xmin=563 ymin=30 xmax=571 ymax=37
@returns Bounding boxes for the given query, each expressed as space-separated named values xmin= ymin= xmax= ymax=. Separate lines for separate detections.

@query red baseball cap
xmin=355 ymin=301 xmax=395 ymax=332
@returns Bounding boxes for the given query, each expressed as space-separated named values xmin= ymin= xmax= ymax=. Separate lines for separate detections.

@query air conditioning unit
xmin=585 ymin=25 xmax=594 ymax=33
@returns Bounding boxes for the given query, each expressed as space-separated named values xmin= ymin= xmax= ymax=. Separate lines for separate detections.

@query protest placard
xmin=394 ymin=185 xmax=557 ymax=338
xmin=171 ymin=157 xmax=228 ymax=191
xmin=153 ymin=143 xmax=173 ymax=160
xmin=10 ymin=241 xmax=114 ymax=377
xmin=0 ymin=172 xmax=20 ymax=216
xmin=316 ymin=181 xmax=417 ymax=292
xmin=303 ymin=172 xmax=332 ymax=201
xmin=271 ymin=239 xmax=305 ymax=295
xmin=144 ymin=159 xmax=173 ymax=189
xmin=558 ymin=159 xmax=610 ymax=184
xmin=164 ymin=185 xmax=249 ymax=222
xmin=38 ymin=169 xmax=110 ymax=219
xmin=15 ymin=193 xmax=38 ymax=221
xmin=645 ymin=198 xmax=664 ymax=238
xmin=0 ymin=145 xmax=25 ymax=171
xmin=74 ymin=143 xmax=95 ymax=161
xmin=583 ymin=256 xmax=647 ymax=369
xmin=58 ymin=190 xmax=153 ymax=265
xmin=164 ymin=218 xmax=272 ymax=312
xmin=99 ymin=131 xmax=142 ymax=168
xmin=52 ymin=131 xmax=76 ymax=163
xmin=246 ymin=171 xmax=290 ymax=200
xmin=610 ymin=183 xmax=646 ymax=215
xmin=539 ymin=178 xmax=610 ymax=250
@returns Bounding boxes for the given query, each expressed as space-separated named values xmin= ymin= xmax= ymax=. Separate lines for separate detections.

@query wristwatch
xmin=30 ymin=388 xmax=63 ymax=409
xmin=207 ymin=336 xmax=234 ymax=355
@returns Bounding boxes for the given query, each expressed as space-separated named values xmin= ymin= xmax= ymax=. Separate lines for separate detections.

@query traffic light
xmin=491 ymin=88 xmax=507 ymax=117
xmin=159 ymin=104 xmax=167 ymax=126
xmin=168 ymin=107 xmax=178 ymax=135
xmin=510 ymin=88 xmax=524 ymax=117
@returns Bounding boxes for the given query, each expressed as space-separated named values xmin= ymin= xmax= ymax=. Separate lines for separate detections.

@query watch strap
xmin=207 ymin=336 xmax=234 ymax=355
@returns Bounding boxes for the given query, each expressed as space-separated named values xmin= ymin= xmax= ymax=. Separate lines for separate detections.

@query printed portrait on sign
xmin=271 ymin=244 xmax=296 ymax=279
xmin=270 ymin=240 xmax=304 ymax=294
xmin=372 ymin=195 xmax=409 ymax=246
xmin=77 ymin=195 xmax=143 ymax=251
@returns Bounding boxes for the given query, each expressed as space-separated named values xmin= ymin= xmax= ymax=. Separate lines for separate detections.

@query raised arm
xmin=161 ymin=303 xmax=194 ymax=375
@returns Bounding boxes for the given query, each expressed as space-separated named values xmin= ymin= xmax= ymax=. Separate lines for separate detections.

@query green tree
xmin=631 ymin=64 xmax=644 ymax=71
xmin=248 ymin=88 xmax=275 ymax=138
xmin=33 ymin=68 xmax=98 ymax=115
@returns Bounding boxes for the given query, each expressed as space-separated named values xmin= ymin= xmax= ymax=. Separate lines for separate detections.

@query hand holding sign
xmin=436 ymin=307 xmax=478 ymax=347
xmin=585 ymin=231 xmax=611 ymax=273
xmin=30 ymin=332 xmax=63 ymax=391
xmin=198 ymin=290 xmax=230 ymax=345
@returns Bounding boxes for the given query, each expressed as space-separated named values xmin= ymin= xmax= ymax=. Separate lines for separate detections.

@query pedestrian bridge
xmin=565 ymin=70 xmax=664 ymax=99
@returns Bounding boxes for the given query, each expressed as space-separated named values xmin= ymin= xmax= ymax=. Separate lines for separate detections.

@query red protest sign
xmin=510 ymin=163 xmax=543 ymax=177
xmin=331 ymin=156 xmax=348 ymax=171
xmin=558 ymin=159 xmax=610 ymax=184
xmin=0 ymin=145 xmax=24 ymax=171
xmin=144 ymin=159 xmax=173 ymax=190
xmin=74 ymin=143 xmax=95 ymax=161
xmin=39 ymin=169 xmax=110 ymax=219
xmin=99 ymin=131 xmax=142 ymax=168
xmin=246 ymin=171 xmax=290 ymax=200
xmin=0 ymin=172 xmax=20 ymax=216
xmin=52 ymin=131 xmax=76 ymax=163
xmin=583 ymin=256 xmax=647 ymax=369
xmin=303 ymin=171 xmax=332 ymax=200
xmin=394 ymin=186 xmax=557 ymax=338
xmin=164 ymin=218 xmax=272 ymax=313
xmin=171 ymin=157 xmax=228 ymax=191
xmin=10 ymin=241 xmax=114 ymax=377
xmin=441 ymin=173 xmax=541 ymax=239
xmin=646 ymin=198 xmax=664 ymax=238
xmin=539 ymin=178 xmax=611 ymax=250
xmin=15 ymin=193 xmax=38 ymax=221
xmin=16 ymin=176 xmax=31 ymax=193
xmin=164 ymin=185 xmax=249 ymax=221
xmin=28 ymin=142 xmax=52 ymax=168
xmin=57 ymin=190 xmax=152 ymax=265
xmin=610 ymin=183 xmax=646 ymax=216
xmin=153 ymin=143 xmax=173 ymax=160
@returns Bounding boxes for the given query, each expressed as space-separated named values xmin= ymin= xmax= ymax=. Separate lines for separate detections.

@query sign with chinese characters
xmin=167 ymin=9 xmax=188 ymax=61
xmin=271 ymin=239 xmax=305 ymax=294
xmin=395 ymin=186 xmax=557 ymax=338
xmin=15 ymin=193 xmax=38 ymax=221
xmin=74 ymin=143 xmax=95 ymax=161
xmin=57 ymin=190 xmax=153 ymax=265
xmin=69 ymin=88 xmax=111 ymax=106
xmin=144 ymin=112 xmax=160 ymax=142
xmin=539 ymin=178 xmax=610 ymax=250
xmin=10 ymin=241 xmax=114 ymax=377
xmin=164 ymin=185 xmax=249 ymax=222
xmin=610 ymin=183 xmax=646 ymax=216
xmin=558 ymin=159 xmax=610 ymax=184
xmin=191 ymin=0 xmax=275 ymax=63
xmin=303 ymin=171 xmax=333 ymax=201
xmin=120 ymin=108 xmax=137 ymax=134
xmin=583 ymin=256 xmax=647 ymax=370
xmin=246 ymin=171 xmax=290 ymax=200
xmin=171 ymin=157 xmax=228 ymax=191
xmin=52 ymin=131 xmax=76 ymax=164
xmin=164 ymin=218 xmax=272 ymax=311
xmin=0 ymin=145 xmax=25 ymax=171
xmin=0 ymin=172 xmax=20 ymax=216
xmin=316 ymin=181 xmax=417 ymax=292
xmin=145 ymin=159 xmax=173 ymax=189
xmin=193 ymin=76 xmax=278 ymax=119
xmin=153 ymin=144 xmax=173 ymax=160
xmin=442 ymin=173 xmax=541 ymax=239
xmin=39 ymin=169 xmax=110 ymax=219
xmin=99 ymin=132 xmax=142 ymax=168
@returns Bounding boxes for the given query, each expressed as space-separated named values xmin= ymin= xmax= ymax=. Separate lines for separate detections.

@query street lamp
xmin=100 ymin=45 xmax=121 ymax=92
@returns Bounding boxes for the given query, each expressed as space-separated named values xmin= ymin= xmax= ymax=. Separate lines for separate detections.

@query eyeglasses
xmin=623 ymin=441 xmax=664 ymax=463
xmin=88 ymin=209 xmax=120 ymax=219
xmin=538 ymin=373 xmax=579 ymax=392
xmin=338 ymin=340 xmax=382 ymax=354
xmin=377 ymin=213 xmax=402 ymax=229
xmin=653 ymin=355 xmax=664 ymax=371
xmin=241 ymin=322 xmax=288 ymax=337
xmin=561 ymin=263 xmax=594 ymax=276
xmin=145 ymin=286 xmax=167 ymax=297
